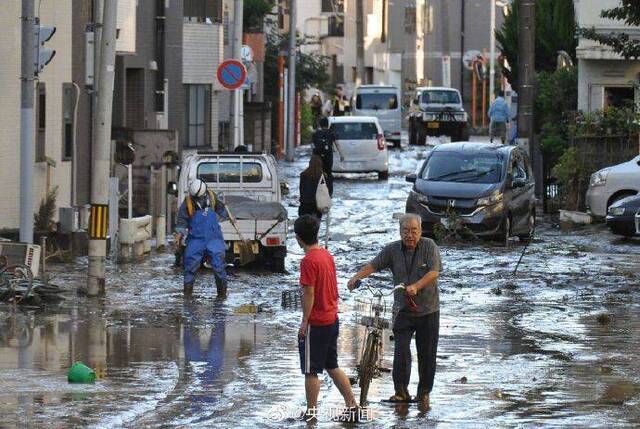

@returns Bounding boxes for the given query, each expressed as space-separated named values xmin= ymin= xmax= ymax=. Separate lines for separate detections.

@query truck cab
xmin=408 ymin=87 xmax=469 ymax=145
xmin=174 ymin=152 xmax=287 ymax=271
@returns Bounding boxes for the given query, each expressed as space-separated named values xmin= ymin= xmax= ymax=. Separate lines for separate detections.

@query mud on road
xmin=1 ymin=145 xmax=640 ymax=428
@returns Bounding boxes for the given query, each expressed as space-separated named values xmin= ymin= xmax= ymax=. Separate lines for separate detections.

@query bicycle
xmin=0 ymin=256 xmax=34 ymax=304
xmin=352 ymin=280 xmax=412 ymax=406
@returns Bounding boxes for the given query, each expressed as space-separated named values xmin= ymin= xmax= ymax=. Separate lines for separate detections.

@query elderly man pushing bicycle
xmin=348 ymin=213 xmax=441 ymax=408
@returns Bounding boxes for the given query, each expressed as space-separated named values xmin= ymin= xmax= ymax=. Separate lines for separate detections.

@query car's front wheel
xmin=518 ymin=211 xmax=535 ymax=242
xmin=500 ymin=215 xmax=511 ymax=247
xmin=377 ymin=171 xmax=389 ymax=180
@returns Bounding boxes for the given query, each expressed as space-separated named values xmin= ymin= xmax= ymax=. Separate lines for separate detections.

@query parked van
xmin=352 ymin=85 xmax=402 ymax=147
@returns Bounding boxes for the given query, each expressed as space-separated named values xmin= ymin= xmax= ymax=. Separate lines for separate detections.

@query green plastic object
xmin=67 ymin=362 xmax=96 ymax=384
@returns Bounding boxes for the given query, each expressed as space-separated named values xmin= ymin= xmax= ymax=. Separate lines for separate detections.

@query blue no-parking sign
xmin=217 ymin=59 xmax=247 ymax=90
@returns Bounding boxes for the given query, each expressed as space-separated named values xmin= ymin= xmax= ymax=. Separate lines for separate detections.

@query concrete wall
xmin=0 ymin=0 xmax=73 ymax=231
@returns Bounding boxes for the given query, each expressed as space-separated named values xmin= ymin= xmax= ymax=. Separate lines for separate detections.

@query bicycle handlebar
xmin=352 ymin=279 xmax=406 ymax=297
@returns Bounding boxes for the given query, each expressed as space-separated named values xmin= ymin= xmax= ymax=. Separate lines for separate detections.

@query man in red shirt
xmin=295 ymin=215 xmax=357 ymax=420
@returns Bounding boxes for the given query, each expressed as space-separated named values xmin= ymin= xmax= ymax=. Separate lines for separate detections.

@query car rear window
xmin=356 ymin=93 xmax=399 ymax=110
xmin=197 ymin=161 xmax=263 ymax=183
xmin=422 ymin=151 xmax=503 ymax=183
xmin=421 ymin=90 xmax=460 ymax=104
xmin=330 ymin=122 xmax=379 ymax=140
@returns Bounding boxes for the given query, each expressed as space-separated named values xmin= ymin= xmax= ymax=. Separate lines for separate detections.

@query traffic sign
xmin=217 ymin=59 xmax=247 ymax=90
xmin=241 ymin=45 xmax=253 ymax=63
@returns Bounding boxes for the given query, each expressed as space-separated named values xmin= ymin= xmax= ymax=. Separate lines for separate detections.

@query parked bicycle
xmin=0 ymin=256 xmax=34 ymax=304
xmin=352 ymin=279 xmax=411 ymax=406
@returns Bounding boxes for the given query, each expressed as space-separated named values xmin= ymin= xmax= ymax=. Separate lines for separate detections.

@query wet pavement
xmin=2 ymin=142 xmax=640 ymax=428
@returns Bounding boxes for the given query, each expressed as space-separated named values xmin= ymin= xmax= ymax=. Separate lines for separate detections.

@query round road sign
xmin=217 ymin=59 xmax=247 ymax=90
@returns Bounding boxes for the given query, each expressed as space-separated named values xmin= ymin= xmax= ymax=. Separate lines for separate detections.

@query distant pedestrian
xmin=310 ymin=92 xmax=323 ymax=129
xmin=488 ymin=90 xmax=510 ymax=144
xmin=332 ymin=87 xmax=350 ymax=117
xmin=299 ymin=155 xmax=326 ymax=219
xmin=295 ymin=215 xmax=358 ymax=422
xmin=347 ymin=214 xmax=442 ymax=409
xmin=312 ymin=117 xmax=344 ymax=196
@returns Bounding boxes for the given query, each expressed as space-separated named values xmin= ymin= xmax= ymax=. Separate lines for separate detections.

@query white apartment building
xmin=0 ymin=1 xmax=74 ymax=233
xmin=575 ymin=0 xmax=640 ymax=112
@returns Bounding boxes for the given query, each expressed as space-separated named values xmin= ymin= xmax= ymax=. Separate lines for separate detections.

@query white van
xmin=329 ymin=116 xmax=389 ymax=180
xmin=352 ymin=85 xmax=402 ymax=147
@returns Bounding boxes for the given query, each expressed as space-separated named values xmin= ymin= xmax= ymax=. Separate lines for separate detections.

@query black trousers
xmin=392 ymin=311 xmax=439 ymax=398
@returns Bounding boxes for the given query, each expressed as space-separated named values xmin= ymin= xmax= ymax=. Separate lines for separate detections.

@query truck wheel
xmin=417 ymin=125 xmax=427 ymax=146
xmin=272 ymin=256 xmax=286 ymax=273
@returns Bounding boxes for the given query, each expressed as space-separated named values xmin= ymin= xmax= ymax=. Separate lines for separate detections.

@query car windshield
xmin=356 ymin=92 xmax=399 ymax=110
xmin=330 ymin=122 xmax=378 ymax=140
xmin=422 ymin=151 xmax=503 ymax=183
xmin=421 ymin=90 xmax=460 ymax=104
xmin=197 ymin=161 xmax=263 ymax=183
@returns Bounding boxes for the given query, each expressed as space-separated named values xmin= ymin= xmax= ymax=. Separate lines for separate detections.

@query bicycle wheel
xmin=0 ymin=265 xmax=34 ymax=302
xmin=359 ymin=332 xmax=379 ymax=407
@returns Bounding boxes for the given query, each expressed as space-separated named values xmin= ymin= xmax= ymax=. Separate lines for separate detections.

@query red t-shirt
xmin=300 ymin=247 xmax=339 ymax=326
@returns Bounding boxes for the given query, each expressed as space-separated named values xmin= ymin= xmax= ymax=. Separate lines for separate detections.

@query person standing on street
xmin=312 ymin=117 xmax=344 ymax=196
xmin=488 ymin=90 xmax=510 ymax=144
xmin=299 ymin=155 xmax=326 ymax=219
xmin=310 ymin=92 xmax=323 ymax=129
xmin=176 ymin=179 xmax=229 ymax=297
xmin=295 ymin=215 xmax=359 ymax=421
xmin=347 ymin=214 xmax=441 ymax=409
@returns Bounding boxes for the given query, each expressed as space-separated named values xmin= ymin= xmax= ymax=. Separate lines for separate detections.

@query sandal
xmin=384 ymin=394 xmax=412 ymax=403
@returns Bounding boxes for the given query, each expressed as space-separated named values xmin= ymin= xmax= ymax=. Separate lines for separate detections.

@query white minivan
xmin=352 ymin=85 xmax=402 ymax=147
xmin=329 ymin=116 xmax=389 ymax=180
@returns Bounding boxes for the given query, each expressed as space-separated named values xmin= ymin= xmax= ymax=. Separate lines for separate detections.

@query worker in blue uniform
xmin=176 ymin=179 xmax=228 ymax=296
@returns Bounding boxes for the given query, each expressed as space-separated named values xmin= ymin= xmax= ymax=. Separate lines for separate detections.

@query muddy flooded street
xmin=2 ymin=145 xmax=640 ymax=428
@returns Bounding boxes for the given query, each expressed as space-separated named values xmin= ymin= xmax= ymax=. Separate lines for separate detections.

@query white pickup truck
xmin=171 ymin=152 xmax=288 ymax=272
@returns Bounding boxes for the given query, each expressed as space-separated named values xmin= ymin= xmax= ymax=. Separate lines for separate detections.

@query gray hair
xmin=399 ymin=213 xmax=422 ymax=229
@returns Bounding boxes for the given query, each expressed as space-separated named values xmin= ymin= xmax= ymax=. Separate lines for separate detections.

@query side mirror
xmin=167 ymin=181 xmax=178 ymax=196
xmin=406 ymin=173 xmax=417 ymax=183
xmin=280 ymin=181 xmax=290 ymax=196
xmin=512 ymin=177 xmax=526 ymax=188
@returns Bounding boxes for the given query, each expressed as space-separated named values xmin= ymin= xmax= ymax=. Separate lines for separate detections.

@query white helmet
xmin=189 ymin=179 xmax=207 ymax=198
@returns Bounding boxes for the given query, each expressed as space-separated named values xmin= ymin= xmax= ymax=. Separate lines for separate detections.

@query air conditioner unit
xmin=0 ymin=242 xmax=41 ymax=278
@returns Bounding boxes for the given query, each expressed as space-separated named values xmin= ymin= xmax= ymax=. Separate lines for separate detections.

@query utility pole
xmin=87 ymin=0 xmax=117 ymax=296
xmin=19 ymin=0 xmax=36 ymax=243
xmin=355 ymin=0 xmax=365 ymax=85
xmin=489 ymin=0 xmax=496 ymax=104
xmin=460 ymin=0 xmax=465 ymax=100
xmin=517 ymin=0 xmax=540 ymax=194
xmin=232 ymin=0 xmax=244 ymax=148
xmin=286 ymin=0 xmax=297 ymax=161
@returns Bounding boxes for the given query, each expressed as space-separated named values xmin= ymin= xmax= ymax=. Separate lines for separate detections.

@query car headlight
xmin=477 ymin=193 xmax=504 ymax=206
xmin=410 ymin=190 xmax=429 ymax=204
xmin=608 ymin=206 xmax=625 ymax=216
xmin=456 ymin=113 xmax=468 ymax=122
xmin=590 ymin=168 xmax=610 ymax=187
xmin=423 ymin=113 xmax=436 ymax=121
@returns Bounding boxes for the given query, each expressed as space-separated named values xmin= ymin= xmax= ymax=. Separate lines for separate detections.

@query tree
xmin=263 ymin=31 xmax=331 ymax=103
xmin=496 ymin=0 xmax=577 ymax=90
xmin=244 ymin=0 xmax=275 ymax=32
xmin=580 ymin=1 xmax=640 ymax=59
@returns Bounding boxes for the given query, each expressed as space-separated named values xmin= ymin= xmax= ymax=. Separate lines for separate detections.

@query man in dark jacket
xmin=312 ymin=118 xmax=344 ymax=196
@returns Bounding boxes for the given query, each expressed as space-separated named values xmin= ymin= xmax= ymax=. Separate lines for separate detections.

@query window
xmin=604 ymin=86 xmax=634 ymax=109
xmin=327 ymin=16 xmax=344 ymax=37
xmin=404 ymin=6 xmax=416 ymax=34
xmin=184 ymin=0 xmax=222 ymax=23
xmin=356 ymin=92 xmax=398 ymax=110
xmin=184 ymin=84 xmax=211 ymax=147
xmin=421 ymin=90 xmax=460 ymax=104
xmin=330 ymin=122 xmax=378 ymax=140
xmin=36 ymin=83 xmax=46 ymax=162
xmin=197 ymin=161 xmax=264 ymax=183
xmin=62 ymin=83 xmax=75 ymax=160
xmin=422 ymin=152 xmax=504 ymax=184
xmin=322 ymin=0 xmax=343 ymax=13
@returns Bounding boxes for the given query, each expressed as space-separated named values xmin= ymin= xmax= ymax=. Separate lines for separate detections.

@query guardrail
xmin=119 ymin=216 xmax=153 ymax=259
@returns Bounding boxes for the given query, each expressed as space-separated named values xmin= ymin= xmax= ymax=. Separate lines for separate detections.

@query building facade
xmin=575 ymin=0 xmax=640 ymax=112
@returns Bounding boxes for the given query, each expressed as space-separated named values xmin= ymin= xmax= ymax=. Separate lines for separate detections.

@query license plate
xmin=233 ymin=241 xmax=259 ymax=254
xmin=427 ymin=122 xmax=439 ymax=129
